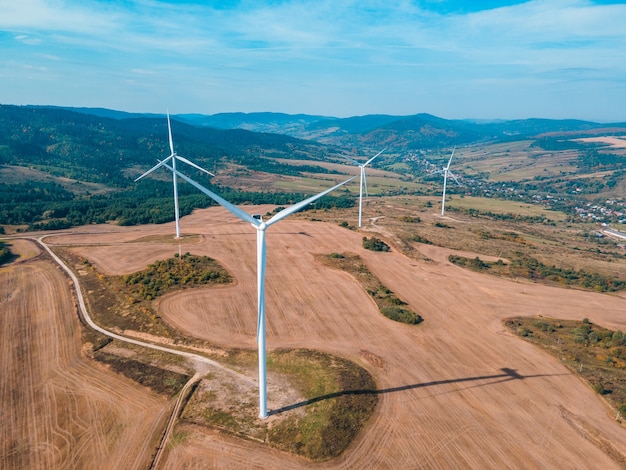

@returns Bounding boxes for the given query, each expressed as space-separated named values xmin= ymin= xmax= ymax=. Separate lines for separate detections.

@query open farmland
xmin=451 ymin=142 xmax=580 ymax=182
xmin=29 ymin=199 xmax=626 ymax=469
xmin=0 ymin=240 xmax=170 ymax=469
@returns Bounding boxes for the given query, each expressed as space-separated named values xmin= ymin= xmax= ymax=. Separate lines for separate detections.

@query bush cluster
xmin=362 ymin=236 xmax=390 ymax=252
xmin=0 ymin=241 xmax=12 ymax=265
xmin=122 ymin=253 xmax=231 ymax=300
xmin=449 ymin=253 xmax=625 ymax=292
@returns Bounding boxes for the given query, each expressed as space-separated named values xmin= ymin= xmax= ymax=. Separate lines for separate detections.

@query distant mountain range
xmin=26 ymin=105 xmax=626 ymax=150
xmin=2 ymin=104 xmax=625 ymax=231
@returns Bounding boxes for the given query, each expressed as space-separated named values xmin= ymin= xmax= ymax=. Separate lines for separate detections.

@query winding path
xmin=36 ymin=234 xmax=253 ymax=384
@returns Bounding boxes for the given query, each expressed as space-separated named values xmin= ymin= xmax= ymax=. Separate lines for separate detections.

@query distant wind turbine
xmin=135 ymin=112 xmax=215 ymax=238
xmin=160 ymin=162 xmax=355 ymax=419
xmin=341 ymin=148 xmax=385 ymax=227
xmin=436 ymin=147 xmax=460 ymax=216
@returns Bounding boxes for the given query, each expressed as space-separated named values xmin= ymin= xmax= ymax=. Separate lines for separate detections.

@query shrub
xmin=593 ymin=382 xmax=607 ymax=394
xmin=411 ymin=234 xmax=432 ymax=245
xmin=362 ymin=237 xmax=390 ymax=252
xmin=399 ymin=215 xmax=421 ymax=223
xmin=380 ymin=306 xmax=423 ymax=325
xmin=0 ymin=241 xmax=13 ymax=265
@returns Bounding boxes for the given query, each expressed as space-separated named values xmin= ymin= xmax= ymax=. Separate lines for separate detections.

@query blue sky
xmin=1 ymin=0 xmax=625 ymax=121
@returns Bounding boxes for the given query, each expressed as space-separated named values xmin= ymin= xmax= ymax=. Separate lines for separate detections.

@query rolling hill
xmin=2 ymin=104 xmax=625 ymax=232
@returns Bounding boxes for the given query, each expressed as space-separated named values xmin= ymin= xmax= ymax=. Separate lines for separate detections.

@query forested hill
xmin=0 ymin=105 xmax=351 ymax=231
xmin=0 ymin=104 xmax=330 ymax=187
xmin=59 ymin=105 xmax=626 ymax=149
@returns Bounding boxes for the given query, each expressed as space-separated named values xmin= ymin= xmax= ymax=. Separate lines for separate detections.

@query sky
xmin=1 ymin=0 xmax=626 ymax=121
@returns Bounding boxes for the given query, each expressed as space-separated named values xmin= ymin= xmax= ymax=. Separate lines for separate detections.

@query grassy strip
xmin=317 ymin=252 xmax=422 ymax=325
xmin=182 ymin=348 xmax=378 ymax=461
xmin=505 ymin=317 xmax=626 ymax=414
xmin=449 ymin=254 xmax=626 ymax=292
xmin=94 ymin=350 xmax=190 ymax=396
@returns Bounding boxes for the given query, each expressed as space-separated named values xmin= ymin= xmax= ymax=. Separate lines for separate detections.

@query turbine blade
xmin=167 ymin=111 xmax=174 ymax=155
xmin=364 ymin=147 xmax=386 ymax=167
xmin=446 ymin=146 xmax=456 ymax=169
xmin=450 ymin=172 xmax=462 ymax=185
xmin=161 ymin=161 xmax=259 ymax=226
xmin=175 ymin=155 xmax=215 ymax=176
xmin=339 ymin=155 xmax=361 ymax=166
xmin=266 ymin=175 xmax=356 ymax=227
xmin=134 ymin=156 xmax=172 ymax=182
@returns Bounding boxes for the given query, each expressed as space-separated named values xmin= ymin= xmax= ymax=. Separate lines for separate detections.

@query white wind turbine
xmin=161 ymin=161 xmax=355 ymax=419
xmin=341 ymin=148 xmax=385 ymax=227
xmin=135 ymin=112 xmax=215 ymax=238
xmin=436 ymin=147 xmax=460 ymax=216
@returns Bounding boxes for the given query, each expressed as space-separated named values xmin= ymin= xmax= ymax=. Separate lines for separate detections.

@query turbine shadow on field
xmin=269 ymin=368 xmax=569 ymax=416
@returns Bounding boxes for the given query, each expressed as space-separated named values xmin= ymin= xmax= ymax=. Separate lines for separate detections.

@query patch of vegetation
xmin=448 ymin=255 xmax=497 ymax=271
xmin=410 ymin=234 xmax=432 ymax=245
xmin=398 ymin=215 xmax=421 ymax=223
xmin=362 ymin=236 xmax=390 ymax=252
xmin=505 ymin=317 xmax=626 ymax=415
xmin=167 ymin=430 xmax=190 ymax=449
xmin=318 ymin=252 xmax=422 ymax=325
xmin=0 ymin=240 xmax=15 ymax=265
xmin=474 ymin=229 xmax=528 ymax=244
xmin=268 ymin=349 xmax=377 ymax=460
xmin=380 ymin=306 xmax=423 ymax=325
xmin=449 ymin=253 xmax=626 ymax=292
xmin=452 ymin=206 xmax=556 ymax=225
xmin=94 ymin=350 xmax=190 ymax=396
xmin=183 ymin=348 xmax=377 ymax=462
xmin=122 ymin=252 xmax=231 ymax=301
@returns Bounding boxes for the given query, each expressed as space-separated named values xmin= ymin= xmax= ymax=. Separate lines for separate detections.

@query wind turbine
xmin=135 ymin=112 xmax=215 ymax=238
xmin=341 ymin=148 xmax=385 ymax=227
xmin=161 ymin=161 xmax=355 ymax=419
xmin=436 ymin=147 xmax=460 ymax=216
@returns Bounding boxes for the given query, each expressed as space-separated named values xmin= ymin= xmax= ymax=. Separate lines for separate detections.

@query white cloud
xmin=0 ymin=0 xmax=625 ymax=119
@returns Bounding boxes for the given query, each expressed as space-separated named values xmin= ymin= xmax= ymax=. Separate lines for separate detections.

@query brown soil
xmin=56 ymin=206 xmax=626 ymax=469
xmin=0 ymin=239 xmax=170 ymax=469
xmin=10 ymin=203 xmax=626 ymax=469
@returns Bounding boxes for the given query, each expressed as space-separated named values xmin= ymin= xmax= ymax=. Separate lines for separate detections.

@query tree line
xmin=1 ymin=178 xmax=355 ymax=231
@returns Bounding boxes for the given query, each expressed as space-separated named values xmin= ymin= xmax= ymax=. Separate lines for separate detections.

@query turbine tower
xmin=161 ymin=162 xmax=355 ymax=419
xmin=135 ymin=112 xmax=215 ymax=238
xmin=436 ymin=147 xmax=460 ymax=216
xmin=341 ymin=148 xmax=385 ymax=227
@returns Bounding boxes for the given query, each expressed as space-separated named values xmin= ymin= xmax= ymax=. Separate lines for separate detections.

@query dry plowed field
xmin=0 ymin=239 xmax=170 ymax=470
xmin=11 ymin=205 xmax=626 ymax=469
